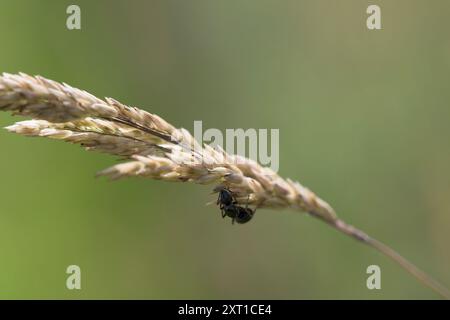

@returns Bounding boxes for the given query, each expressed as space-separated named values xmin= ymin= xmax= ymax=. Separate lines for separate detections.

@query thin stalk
xmin=309 ymin=211 xmax=450 ymax=299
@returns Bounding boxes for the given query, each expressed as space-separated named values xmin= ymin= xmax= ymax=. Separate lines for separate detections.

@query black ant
xmin=217 ymin=188 xmax=255 ymax=224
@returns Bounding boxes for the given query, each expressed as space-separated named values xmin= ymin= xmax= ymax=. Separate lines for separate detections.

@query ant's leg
xmin=229 ymin=189 xmax=238 ymax=205
xmin=221 ymin=209 xmax=226 ymax=218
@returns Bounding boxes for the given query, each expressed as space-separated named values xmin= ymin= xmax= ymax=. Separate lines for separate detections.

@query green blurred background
xmin=0 ymin=0 xmax=449 ymax=299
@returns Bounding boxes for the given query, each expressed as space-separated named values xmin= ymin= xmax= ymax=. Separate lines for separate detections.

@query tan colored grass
xmin=1 ymin=72 xmax=448 ymax=299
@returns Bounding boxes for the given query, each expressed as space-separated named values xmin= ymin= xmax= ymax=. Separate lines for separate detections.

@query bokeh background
xmin=0 ymin=0 xmax=449 ymax=299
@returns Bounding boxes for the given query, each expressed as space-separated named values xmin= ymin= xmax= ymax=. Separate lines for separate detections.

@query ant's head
xmin=218 ymin=188 xmax=234 ymax=206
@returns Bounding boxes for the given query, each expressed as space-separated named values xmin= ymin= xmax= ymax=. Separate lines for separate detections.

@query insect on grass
xmin=0 ymin=73 xmax=449 ymax=299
